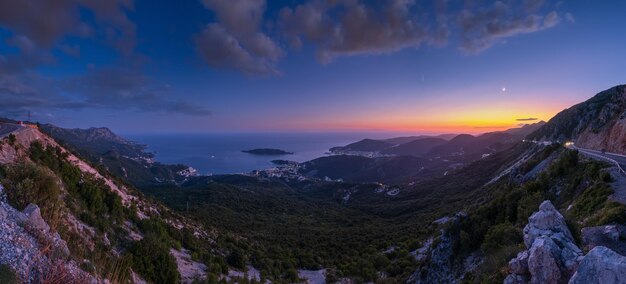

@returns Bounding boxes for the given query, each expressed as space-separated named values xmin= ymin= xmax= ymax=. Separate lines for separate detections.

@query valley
xmin=2 ymin=86 xmax=626 ymax=283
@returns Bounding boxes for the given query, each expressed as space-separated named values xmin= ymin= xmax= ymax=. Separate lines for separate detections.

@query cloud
xmin=195 ymin=24 xmax=281 ymax=76
xmin=195 ymin=0 xmax=283 ymax=75
xmin=524 ymin=0 xmax=545 ymax=12
xmin=63 ymin=66 xmax=212 ymax=115
xmin=565 ymin=12 xmax=575 ymax=23
xmin=280 ymin=0 xmax=430 ymax=63
xmin=0 ymin=35 xmax=56 ymax=75
xmin=457 ymin=1 xmax=561 ymax=53
xmin=0 ymin=66 xmax=211 ymax=117
xmin=0 ymin=0 xmax=135 ymax=54
xmin=277 ymin=0 xmax=564 ymax=63
xmin=516 ymin=117 xmax=538 ymax=121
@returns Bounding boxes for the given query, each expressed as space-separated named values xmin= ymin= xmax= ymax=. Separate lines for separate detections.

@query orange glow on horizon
xmin=281 ymin=104 xmax=562 ymax=135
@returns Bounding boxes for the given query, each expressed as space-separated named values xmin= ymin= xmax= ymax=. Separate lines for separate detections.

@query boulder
xmin=22 ymin=204 xmax=50 ymax=235
xmin=504 ymin=274 xmax=528 ymax=284
xmin=20 ymin=204 xmax=69 ymax=260
xmin=51 ymin=236 xmax=70 ymax=260
xmin=569 ymin=246 xmax=626 ymax=284
xmin=509 ymin=251 xmax=529 ymax=274
xmin=527 ymin=237 xmax=565 ymax=284
xmin=0 ymin=205 xmax=6 ymax=219
xmin=581 ymin=225 xmax=626 ymax=256
xmin=523 ymin=201 xmax=574 ymax=248
xmin=505 ymin=201 xmax=583 ymax=284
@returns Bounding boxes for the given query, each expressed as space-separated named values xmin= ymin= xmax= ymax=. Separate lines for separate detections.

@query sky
xmin=1 ymin=0 xmax=625 ymax=134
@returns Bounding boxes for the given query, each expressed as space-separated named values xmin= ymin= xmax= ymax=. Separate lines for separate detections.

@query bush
xmin=129 ymin=234 xmax=180 ymax=284
xmin=7 ymin=134 xmax=16 ymax=146
xmin=28 ymin=141 xmax=126 ymax=232
xmin=0 ymin=265 xmax=17 ymax=284
xmin=1 ymin=162 xmax=62 ymax=227
xmin=481 ymin=222 xmax=522 ymax=252
xmin=569 ymin=183 xmax=613 ymax=220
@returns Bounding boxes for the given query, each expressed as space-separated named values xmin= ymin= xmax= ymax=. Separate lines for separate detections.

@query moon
xmin=502 ymin=87 xmax=506 ymax=92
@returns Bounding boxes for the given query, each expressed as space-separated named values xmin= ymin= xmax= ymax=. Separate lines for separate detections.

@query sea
xmin=126 ymin=132 xmax=413 ymax=175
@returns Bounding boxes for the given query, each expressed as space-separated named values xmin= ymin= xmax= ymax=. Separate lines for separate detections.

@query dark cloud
xmin=516 ymin=117 xmax=538 ymax=121
xmin=0 ymin=0 xmax=135 ymax=54
xmin=0 ymin=35 xmax=56 ymax=75
xmin=63 ymin=66 xmax=212 ymax=115
xmin=457 ymin=1 xmax=560 ymax=53
xmin=195 ymin=0 xmax=283 ymax=75
xmin=195 ymin=24 xmax=281 ymax=76
xmin=280 ymin=0 xmax=430 ymax=63
xmin=0 ymin=66 xmax=211 ymax=117
xmin=277 ymin=0 xmax=563 ymax=63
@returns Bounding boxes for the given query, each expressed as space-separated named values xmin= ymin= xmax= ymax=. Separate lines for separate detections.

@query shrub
xmin=129 ymin=234 xmax=180 ymax=284
xmin=7 ymin=134 xmax=16 ymax=146
xmin=569 ymin=183 xmax=613 ymax=220
xmin=0 ymin=265 xmax=17 ymax=284
xmin=1 ymin=162 xmax=62 ymax=227
xmin=481 ymin=222 xmax=522 ymax=252
xmin=585 ymin=202 xmax=626 ymax=227
xmin=227 ymin=249 xmax=247 ymax=269
xmin=600 ymin=171 xmax=613 ymax=183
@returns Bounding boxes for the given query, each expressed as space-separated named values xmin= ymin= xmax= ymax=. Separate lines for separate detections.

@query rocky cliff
xmin=0 ymin=185 xmax=93 ymax=282
xmin=529 ymin=85 xmax=626 ymax=154
xmin=0 ymin=126 xmax=213 ymax=283
xmin=505 ymin=200 xmax=626 ymax=284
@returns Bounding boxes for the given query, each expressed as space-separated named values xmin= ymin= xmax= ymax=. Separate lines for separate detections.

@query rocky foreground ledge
xmin=0 ymin=185 xmax=94 ymax=283
xmin=505 ymin=200 xmax=626 ymax=284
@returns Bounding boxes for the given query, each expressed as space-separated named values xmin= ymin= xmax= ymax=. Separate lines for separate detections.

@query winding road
xmin=571 ymin=145 xmax=626 ymax=176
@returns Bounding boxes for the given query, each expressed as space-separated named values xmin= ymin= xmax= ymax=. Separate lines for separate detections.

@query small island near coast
xmin=242 ymin=148 xmax=294 ymax=155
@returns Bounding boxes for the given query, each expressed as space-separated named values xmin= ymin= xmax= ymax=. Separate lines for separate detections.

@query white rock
xmin=527 ymin=237 xmax=563 ymax=284
xmin=509 ymin=250 xmax=529 ymax=274
xmin=569 ymin=246 xmax=626 ymax=284
xmin=523 ymin=201 xmax=574 ymax=248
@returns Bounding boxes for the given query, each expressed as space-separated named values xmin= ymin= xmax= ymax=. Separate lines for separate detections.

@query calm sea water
xmin=126 ymin=132 xmax=412 ymax=175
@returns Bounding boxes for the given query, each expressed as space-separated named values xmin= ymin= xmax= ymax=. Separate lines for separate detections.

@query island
xmin=242 ymin=148 xmax=294 ymax=155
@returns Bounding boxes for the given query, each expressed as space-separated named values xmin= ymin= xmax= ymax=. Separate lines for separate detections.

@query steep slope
xmin=40 ymin=124 xmax=194 ymax=187
xmin=0 ymin=125 xmax=216 ymax=283
xmin=529 ymin=85 xmax=626 ymax=153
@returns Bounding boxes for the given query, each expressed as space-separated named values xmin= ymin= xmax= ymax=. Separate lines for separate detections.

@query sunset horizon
xmin=2 ymin=1 xmax=626 ymax=283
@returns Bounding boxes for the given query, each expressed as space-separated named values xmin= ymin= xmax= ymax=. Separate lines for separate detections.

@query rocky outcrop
xmin=569 ymin=246 xmax=626 ymax=284
xmin=581 ymin=225 xmax=626 ymax=256
xmin=504 ymin=201 xmax=584 ymax=284
xmin=20 ymin=204 xmax=70 ymax=260
xmin=408 ymin=213 xmax=481 ymax=284
xmin=410 ymin=232 xmax=457 ymax=284
xmin=528 ymin=85 xmax=626 ymax=154
xmin=0 ymin=186 xmax=93 ymax=282
xmin=505 ymin=200 xmax=626 ymax=284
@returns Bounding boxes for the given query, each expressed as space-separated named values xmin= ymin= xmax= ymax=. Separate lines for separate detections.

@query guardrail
xmin=573 ymin=146 xmax=626 ymax=176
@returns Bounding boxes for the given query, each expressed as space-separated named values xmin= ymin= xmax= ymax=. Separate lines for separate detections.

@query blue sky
xmin=1 ymin=0 xmax=625 ymax=134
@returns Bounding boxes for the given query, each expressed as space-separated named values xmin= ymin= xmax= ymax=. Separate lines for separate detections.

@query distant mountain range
xmin=330 ymin=122 xmax=545 ymax=159
xmin=307 ymin=122 xmax=546 ymax=183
